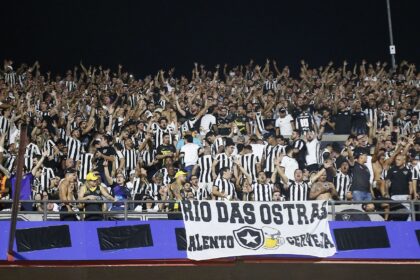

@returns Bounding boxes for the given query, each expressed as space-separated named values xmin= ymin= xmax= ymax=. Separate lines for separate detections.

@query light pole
xmin=386 ymin=0 xmax=396 ymax=70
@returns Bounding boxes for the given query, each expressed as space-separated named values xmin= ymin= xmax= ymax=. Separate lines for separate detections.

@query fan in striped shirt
xmin=333 ymin=161 xmax=352 ymax=200
xmin=40 ymin=167 xmax=55 ymax=192
xmin=205 ymin=132 xmax=224 ymax=159
xmin=239 ymin=145 xmax=260 ymax=183
xmin=43 ymin=139 xmax=59 ymax=158
xmin=122 ymin=138 xmax=139 ymax=176
xmin=152 ymin=117 xmax=173 ymax=149
xmin=154 ymin=165 xmax=178 ymax=186
xmin=24 ymin=142 xmax=41 ymax=171
xmin=0 ymin=113 xmax=11 ymax=136
xmin=190 ymin=175 xmax=209 ymax=200
xmin=277 ymin=156 xmax=326 ymax=201
xmin=261 ymin=135 xmax=282 ymax=176
xmin=251 ymin=171 xmax=277 ymax=202
xmin=77 ymin=151 xmax=94 ymax=182
xmin=192 ymin=147 xmax=213 ymax=198
xmin=212 ymin=142 xmax=235 ymax=179
xmin=212 ymin=167 xmax=237 ymax=201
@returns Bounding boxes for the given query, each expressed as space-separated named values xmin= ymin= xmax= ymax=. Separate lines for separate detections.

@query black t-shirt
xmin=216 ymin=115 xmax=233 ymax=136
xmin=350 ymin=162 xmax=370 ymax=192
xmin=386 ymin=166 xmax=412 ymax=195
xmin=96 ymin=146 xmax=116 ymax=173
xmin=156 ymin=144 xmax=176 ymax=168
xmin=334 ymin=110 xmax=352 ymax=134
xmin=351 ymin=111 xmax=367 ymax=131
xmin=321 ymin=116 xmax=335 ymax=134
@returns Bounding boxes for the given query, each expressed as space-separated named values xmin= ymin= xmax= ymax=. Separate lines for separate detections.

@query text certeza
xmin=181 ymin=201 xmax=328 ymax=225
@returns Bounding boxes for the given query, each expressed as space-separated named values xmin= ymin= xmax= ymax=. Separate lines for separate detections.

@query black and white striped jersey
xmin=78 ymin=152 xmax=94 ymax=181
xmin=262 ymin=145 xmax=281 ymax=173
xmin=255 ymin=112 xmax=265 ymax=134
xmin=334 ymin=172 xmax=352 ymax=200
xmin=407 ymin=163 xmax=419 ymax=180
xmin=181 ymin=118 xmax=198 ymax=133
xmin=213 ymin=177 xmax=236 ymax=200
xmin=152 ymin=123 xmax=173 ymax=148
xmin=128 ymin=93 xmax=139 ymax=108
xmin=43 ymin=139 xmax=56 ymax=157
xmin=0 ymin=116 xmax=10 ymax=135
xmin=4 ymin=71 xmax=16 ymax=85
xmin=146 ymin=182 xmax=162 ymax=200
xmin=363 ymin=107 xmax=377 ymax=125
xmin=378 ymin=110 xmax=392 ymax=128
xmin=198 ymin=155 xmax=213 ymax=183
xmin=123 ymin=148 xmax=138 ymax=173
xmin=40 ymin=167 xmax=55 ymax=192
xmin=114 ymin=150 xmax=124 ymax=171
xmin=403 ymin=121 xmax=420 ymax=135
xmin=264 ymin=79 xmax=277 ymax=91
xmin=196 ymin=186 xmax=210 ymax=200
xmin=65 ymin=80 xmax=77 ymax=92
xmin=66 ymin=136 xmax=82 ymax=161
xmin=287 ymin=179 xmax=311 ymax=201
xmin=3 ymin=153 xmax=16 ymax=172
xmin=155 ymin=167 xmax=177 ymax=186
xmin=24 ymin=143 xmax=41 ymax=170
xmin=293 ymin=139 xmax=306 ymax=152
xmin=211 ymin=137 xmax=224 ymax=158
xmin=252 ymin=182 xmax=273 ymax=201
xmin=215 ymin=153 xmax=234 ymax=172
xmin=240 ymin=154 xmax=259 ymax=183
xmin=140 ymin=149 xmax=156 ymax=167
xmin=132 ymin=177 xmax=144 ymax=195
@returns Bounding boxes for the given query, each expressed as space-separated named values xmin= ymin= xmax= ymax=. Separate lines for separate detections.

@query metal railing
xmin=327 ymin=200 xmax=420 ymax=221
xmin=0 ymin=199 xmax=419 ymax=221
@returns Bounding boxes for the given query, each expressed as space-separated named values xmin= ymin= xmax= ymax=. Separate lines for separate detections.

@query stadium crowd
xmin=0 ymin=58 xmax=419 ymax=220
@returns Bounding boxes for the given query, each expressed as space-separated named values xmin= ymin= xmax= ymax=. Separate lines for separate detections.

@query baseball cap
xmin=175 ymin=170 xmax=188 ymax=178
xmin=145 ymin=111 xmax=153 ymax=119
xmin=279 ymin=107 xmax=287 ymax=112
xmin=86 ymin=172 xmax=99 ymax=181
xmin=354 ymin=150 xmax=366 ymax=159
xmin=65 ymin=168 xmax=77 ymax=174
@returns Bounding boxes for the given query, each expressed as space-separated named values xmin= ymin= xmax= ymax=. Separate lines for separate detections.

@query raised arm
xmin=103 ymin=161 xmax=114 ymax=185
xmin=31 ymin=150 xmax=47 ymax=176
xmin=234 ymin=158 xmax=252 ymax=185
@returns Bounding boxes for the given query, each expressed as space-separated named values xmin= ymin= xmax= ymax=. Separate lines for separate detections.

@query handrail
xmin=0 ymin=199 xmax=419 ymax=221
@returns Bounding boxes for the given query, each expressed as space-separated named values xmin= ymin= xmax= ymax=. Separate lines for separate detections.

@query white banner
xmin=181 ymin=200 xmax=336 ymax=260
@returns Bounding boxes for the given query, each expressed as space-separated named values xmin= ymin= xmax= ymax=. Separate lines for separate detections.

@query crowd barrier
xmin=0 ymin=220 xmax=420 ymax=261
xmin=0 ymin=199 xmax=419 ymax=222
xmin=0 ymin=199 xmax=420 ymax=262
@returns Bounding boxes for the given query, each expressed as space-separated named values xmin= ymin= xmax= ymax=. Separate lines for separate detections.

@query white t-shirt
xmin=280 ymin=155 xmax=299 ymax=180
xmin=305 ymin=139 xmax=320 ymax=166
xmin=275 ymin=114 xmax=294 ymax=136
xmin=181 ymin=143 xmax=200 ymax=166
xmin=200 ymin=114 xmax=216 ymax=135
xmin=250 ymin=144 xmax=265 ymax=160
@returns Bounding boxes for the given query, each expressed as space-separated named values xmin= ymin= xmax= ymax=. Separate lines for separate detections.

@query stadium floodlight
xmin=386 ymin=0 xmax=396 ymax=71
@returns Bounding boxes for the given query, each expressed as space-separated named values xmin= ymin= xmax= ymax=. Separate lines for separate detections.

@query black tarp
xmin=175 ymin=228 xmax=187 ymax=251
xmin=16 ymin=225 xmax=72 ymax=252
xmin=334 ymin=226 xmax=390 ymax=251
xmin=97 ymin=224 xmax=153 ymax=251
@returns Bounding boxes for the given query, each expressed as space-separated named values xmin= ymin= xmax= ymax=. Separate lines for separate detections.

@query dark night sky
xmin=1 ymin=0 xmax=418 ymax=78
